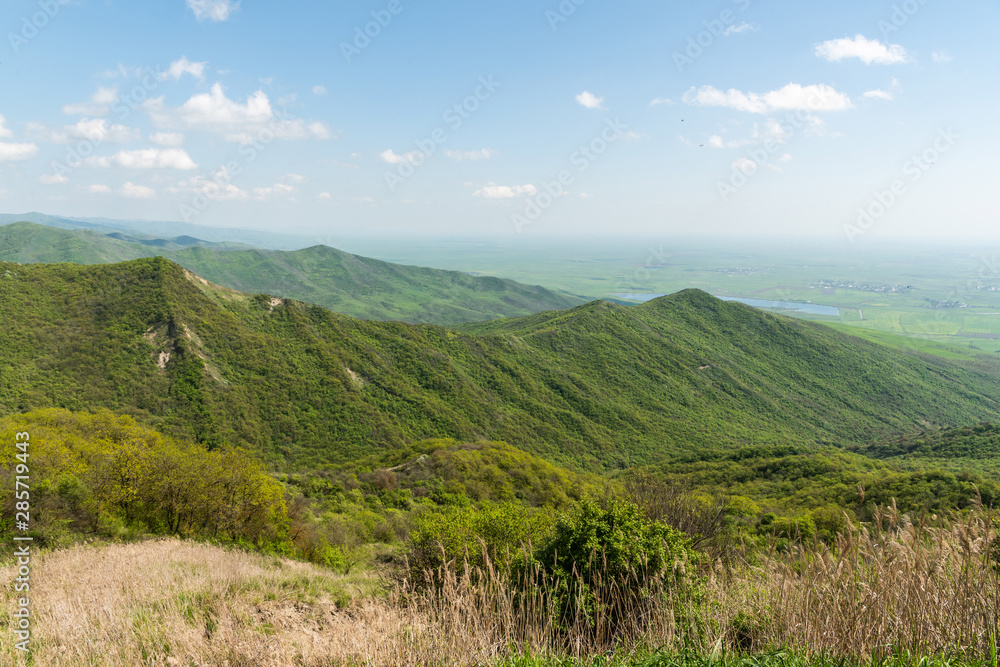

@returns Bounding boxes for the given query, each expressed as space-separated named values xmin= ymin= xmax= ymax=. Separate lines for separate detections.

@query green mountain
xmin=1 ymin=257 xmax=999 ymax=472
xmin=0 ymin=221 xmax=586 ymax=325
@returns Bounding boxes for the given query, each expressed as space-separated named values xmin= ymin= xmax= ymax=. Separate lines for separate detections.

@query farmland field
xmin=338 ymin=236 xmax=1000 ymax=355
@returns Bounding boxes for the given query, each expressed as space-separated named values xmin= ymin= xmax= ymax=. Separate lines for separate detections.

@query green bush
xmin=535 ymin=499 xmax=702 ymax=629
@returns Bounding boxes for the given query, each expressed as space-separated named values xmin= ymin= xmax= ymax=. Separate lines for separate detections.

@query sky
xmin=0 ymin=0 xmax=997 ymax=242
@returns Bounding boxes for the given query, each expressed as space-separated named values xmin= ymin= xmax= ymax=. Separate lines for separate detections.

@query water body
xmin=610 ymin=293 xmax=841 ymax=317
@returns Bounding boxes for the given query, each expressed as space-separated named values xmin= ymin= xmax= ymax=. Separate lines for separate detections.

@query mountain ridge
xmin=2 ymin=257 xmax=999 ymax=473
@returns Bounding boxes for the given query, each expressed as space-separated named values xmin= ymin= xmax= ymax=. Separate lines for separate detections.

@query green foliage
xmin=5 ymin=258 xmax=1000 ymax=476
xmin=536 ymin=499 xmax=701 ymax=628
xmin=407 ymin=502 xmax=555 ymax=584
xmin=0 ymin=408 xmax=289 ymax=549
xmin=0 ymin=222 xmax=584 ymax=326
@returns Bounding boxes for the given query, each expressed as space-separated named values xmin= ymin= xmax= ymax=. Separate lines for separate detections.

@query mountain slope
xmin=0 ymin=222 xmax=586 ymax=325
xmin=1 ymin=258 xmax=999 ymax=472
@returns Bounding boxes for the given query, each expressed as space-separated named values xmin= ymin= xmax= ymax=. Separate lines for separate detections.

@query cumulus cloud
xmin=149 ymin=132 xmax=186 ymax=147
xmin=253 ymin=183 xmax=297 ymax=200
xmin=168 ymin=166 xmax=247 ymax=200
xmin=814 ymin=35 xmax=909 ymax=65
xmin=380 ymin=149 xmax=421 ymax=165
xmin=444 ymin=148 xmax=495 ymax=161
xmin=120 ymin=182 xmax=156 ymax=199
xmin=723 ymin=23 xmax=755 ymax=35
xmin=649 ymin=98 xmax=674 ymax=107
xmin=575 ymin=91 xmax=606 ymax=110
xmin=143 ymin=84 xmax=330 ymax=142
xmin=63 ymin=86 xmax=120 ymax=116
xmin=473 ymin=184 xmax=537 ymax=199
xmin=86 ymin=184 xmax=112 ymax=194
xmin=39 ymin=174 xmax=69 ymax=185
xmin=186 ymin=0 xmax=239 ymax=22
xmin=160 ymin=56 xmax=207 ymax=81
xmin=863 ymin=89 xmax=893 ymax=100
xmin=318 ymin=192 xmax=332 ymax=200
xmin=283 ymin=173 xmax=306 ymax=183
xmin=84 ymin=148 xmax=198 ymax=170
xmin=28 ymin=119 xmax=140 ymax=144
xmin=682 ymin=83 xmax=853 ymax=113
xmin=312 ymin=85 xmax=327 ymax=95
xmin=0 ymin=142 xmax=38 ymax=161
xmin=0 ymin=115 xmax=13 ymax=138
xmin=932 ymin=50 xmax=953 ymax=63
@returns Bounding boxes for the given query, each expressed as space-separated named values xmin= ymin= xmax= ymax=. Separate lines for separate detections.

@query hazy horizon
xmin=1 ymin=1 xmax=997 ymax=245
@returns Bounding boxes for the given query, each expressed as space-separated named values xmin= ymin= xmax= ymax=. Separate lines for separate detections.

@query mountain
xmin=0 ymin=222 xmax=586 ymax=325
xmin=2 ymin=257 xmax=999 ymax=473
xmin=0 ymin=212 xmax=315 ymax=249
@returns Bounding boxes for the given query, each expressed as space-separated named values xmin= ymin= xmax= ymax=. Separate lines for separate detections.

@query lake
xmin=610 ymin=293 xmax=841 ymax=317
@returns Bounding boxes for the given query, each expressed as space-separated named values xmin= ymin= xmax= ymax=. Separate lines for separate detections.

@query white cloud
xmin=283 ymin=173 xmax=306 ymax=183
xmin=63 ymin=86 xmax=119 ymax=116
xmin=579 ymin=193 xmax=594 ymax=199
xmin=253 ymin=183 xmax=296 ymax=200
xmin=313 ymin=85 xmax=327 ymax=95
xmin=186 ymin=0 xmax=239 ymax=22
xmin=731 ymin=158 xmax=757 ymax=172
xmin=71 ymin=119 xmax=140 ymax=143
xmin=723 ymin=23 xmax=755 ymax=35
xmin=779 ymin=153 xmax=793 ymax=162
xmin=149 ymin=132 xmax=186 ymax=147
xmin=0 ymin=142 xmax=38 ymax=161
xmin=649 ymin=98 xmax=674 ymax=107
xmin=814 ymin=35 xmax=909 ymax=65
xmin=86 ymin=184 xmax=112 ymax=194
xmin=120 ymin=182 xmax=156 ymax=199
xmin=0 ymin=115 xmax=12 ymax=138
xmin=39 ymin=174 xmax=68 ymax=185
xmin=160 ymin=56 xmax=207 ymax=81
xmin=144 ymin=84 xmax=330 ymax=142
xmin=444 ymin=148 xmax=495 ymax=161
xmin=168 ymin=166 xmax=247 ymax=200
xmin=380 ymin=149 xmax=421 ymax=165
xmin=318 ymin=192 xmax=332 ymax=200
xmin=682 ymin=83 xmax=853 ymax=113
xmin=473 ymin=184 xmax=537 ymax=199
xmin=932 ymin=50 xmax=953 ymax=63
xmin=575 ymin=91 xmax=606 ymax=110
xmin=84 ymin=148 xmax=198 ymax=170
xmin=28 ymin=119 xmax=140 ymax=144
xmin=145 ymin=83 xmax=271 ymax=131
xmin=863 ymin=89 xmax=893 ymax=100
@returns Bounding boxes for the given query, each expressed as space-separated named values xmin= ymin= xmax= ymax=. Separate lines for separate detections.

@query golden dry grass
xmin=4 ymin=506 xmax=1000 ymax=666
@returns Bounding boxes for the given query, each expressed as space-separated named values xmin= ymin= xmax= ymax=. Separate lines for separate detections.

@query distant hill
xmin=2 ymin=257 xmax=999 ymax=472
xmin=0 ymin=212 xmax=315 ymax=249
xmin=0 ymin=221 xmax=586 ymax=325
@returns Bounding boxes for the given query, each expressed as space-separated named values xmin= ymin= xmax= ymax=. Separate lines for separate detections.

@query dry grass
xmin=4 ymin=506 xmax=1000 ymax=666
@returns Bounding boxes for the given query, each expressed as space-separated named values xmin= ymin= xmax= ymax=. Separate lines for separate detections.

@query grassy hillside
xmin=0 ymin=221 xmax=585 ymax=325
xmin=2 ymin=258 xmax=1000 ymax=473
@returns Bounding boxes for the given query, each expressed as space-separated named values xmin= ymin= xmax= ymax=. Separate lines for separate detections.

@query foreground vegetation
xmin=5 ymin=503 xmax=999 ymax=666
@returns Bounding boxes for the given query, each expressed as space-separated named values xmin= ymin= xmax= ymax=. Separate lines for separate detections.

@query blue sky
xmin=0 ymin=0 xmax=996 ymax=242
